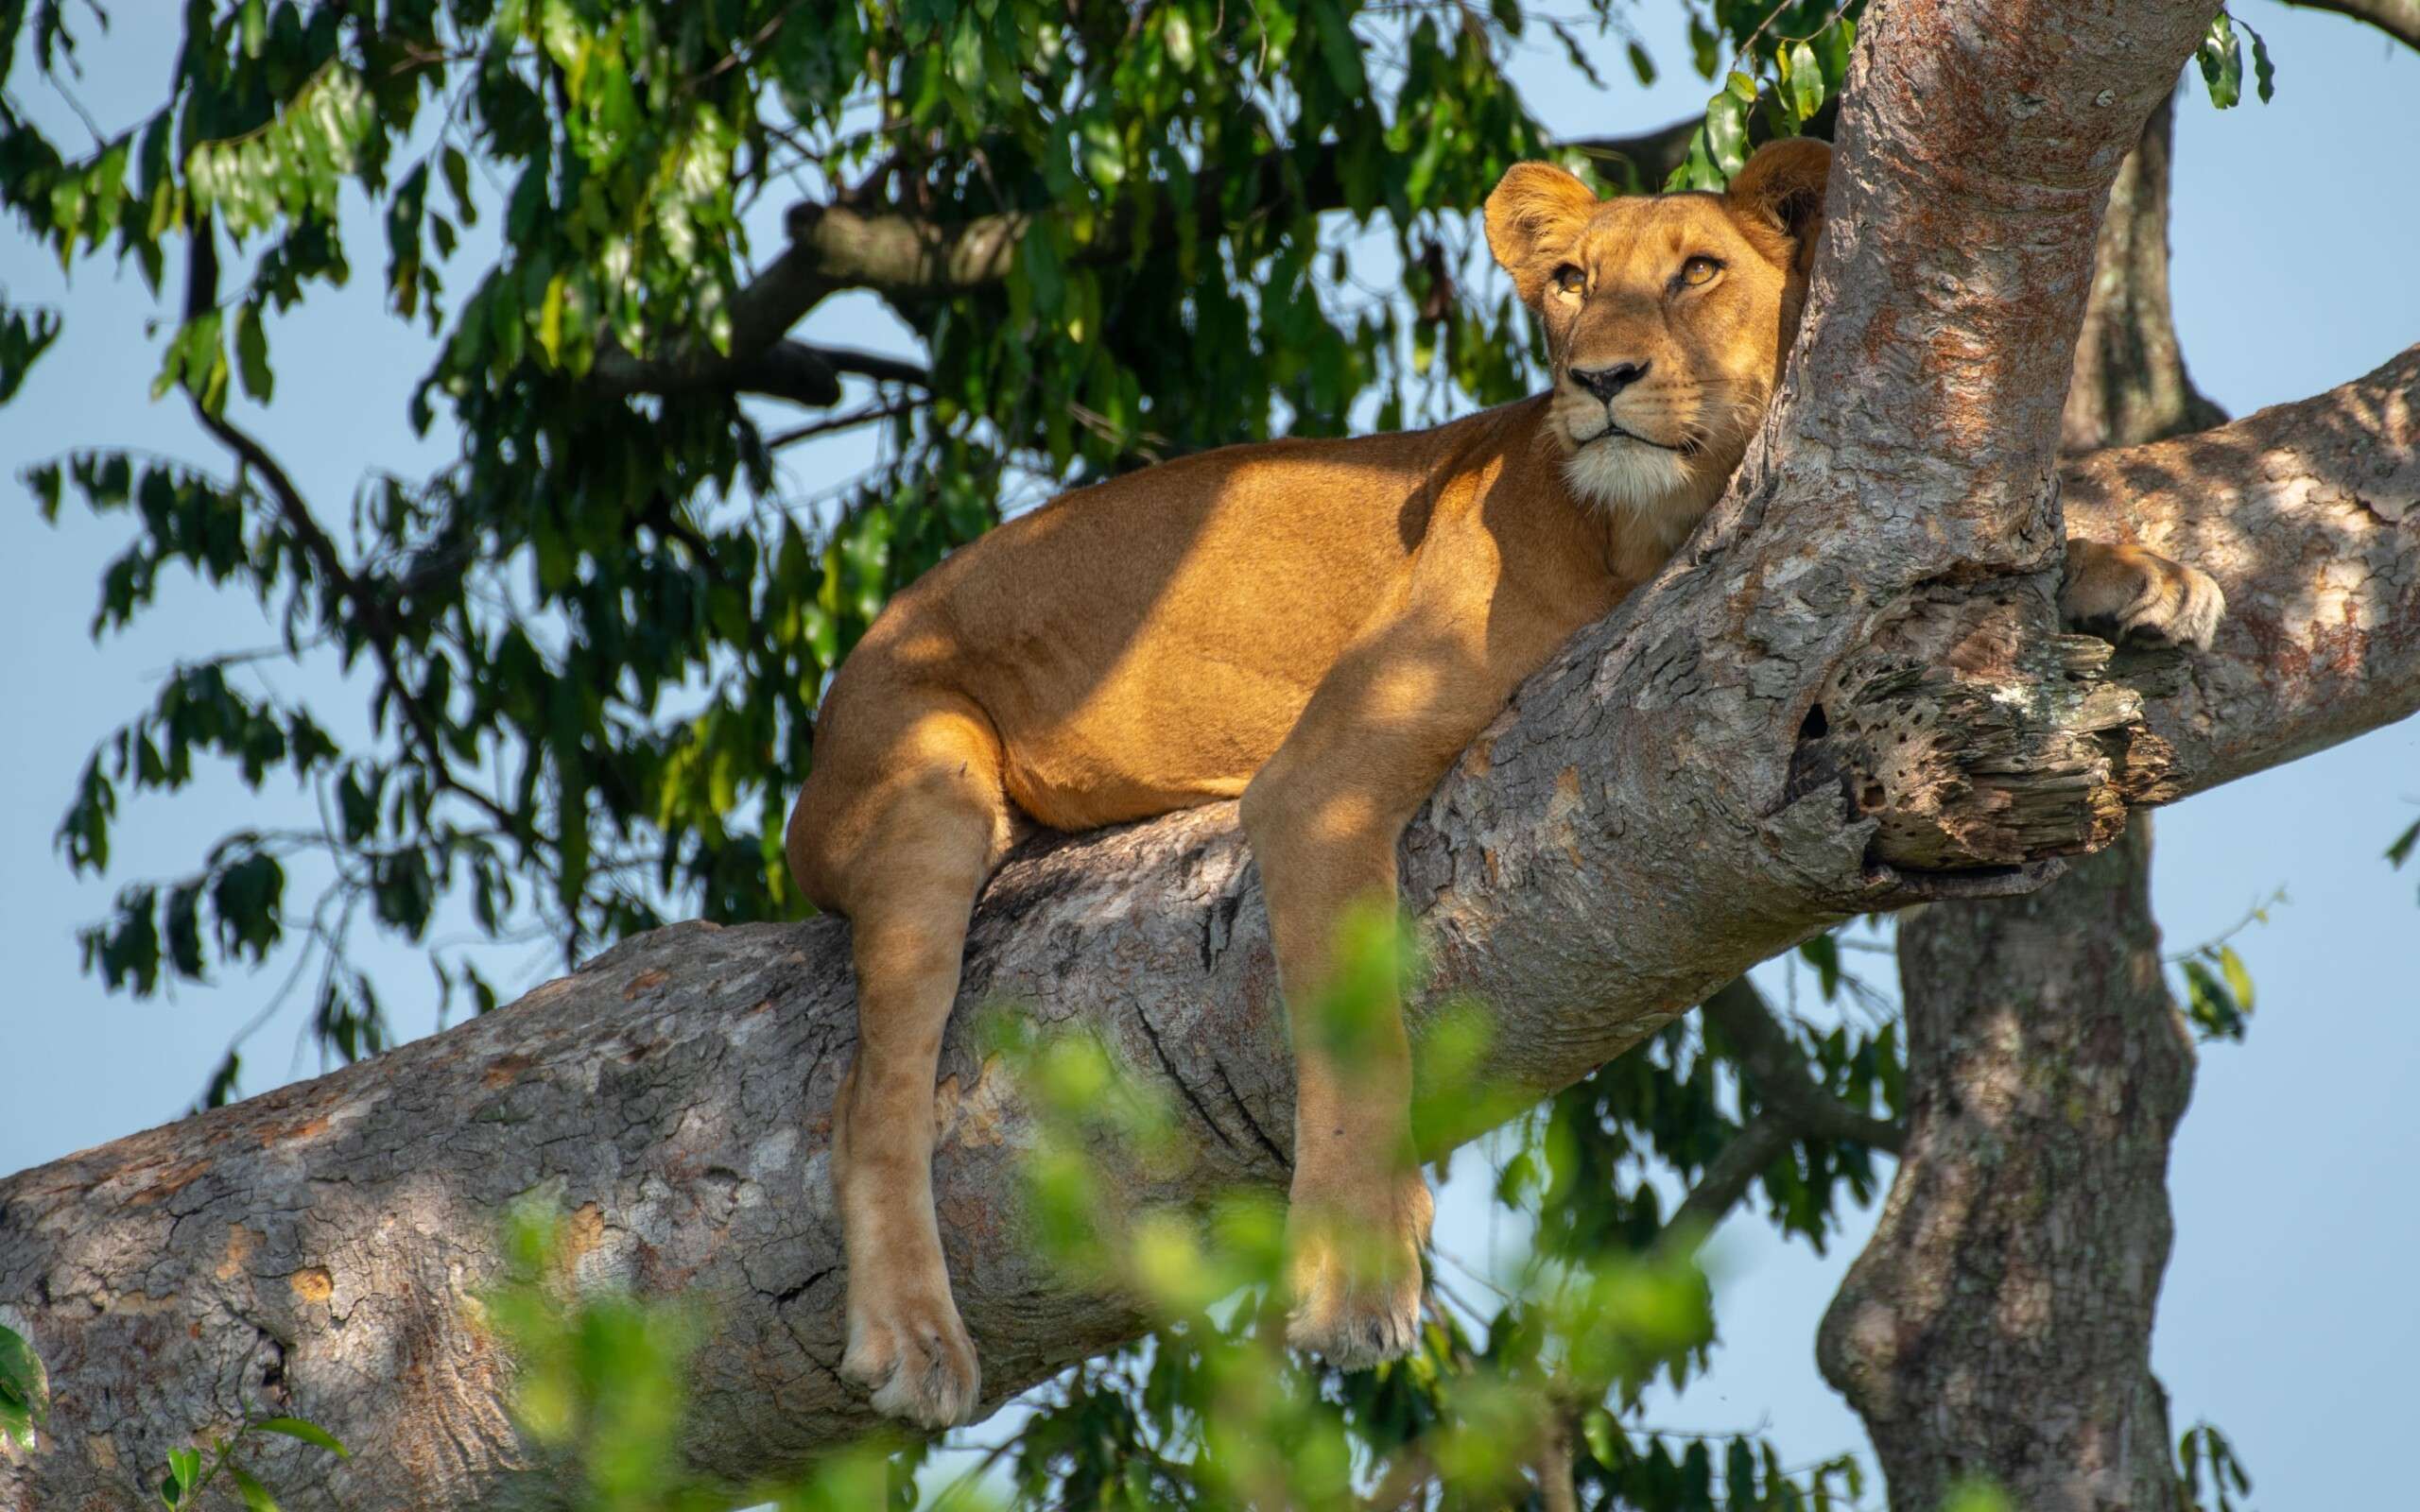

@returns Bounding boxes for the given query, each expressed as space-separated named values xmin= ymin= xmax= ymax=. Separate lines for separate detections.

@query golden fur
xmin=784 ymin=139 xmax=2223 ymax=1426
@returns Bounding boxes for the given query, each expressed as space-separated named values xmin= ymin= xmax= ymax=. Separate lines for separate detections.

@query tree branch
xmin=1700 ymin=978 xmax=1903 ymax=1153
xmin=590 ymin=335 xmax=928 ymax=407
xmin=182 ymin=225 xmax=520 ymax=838
xmin=597 ymin=113 xmax=1706 ymax=405
xmin=2288 ymin=0 xmax=2420 ymax=51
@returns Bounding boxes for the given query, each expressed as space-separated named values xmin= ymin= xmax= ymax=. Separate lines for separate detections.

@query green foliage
xmin=2197 ymin=9 xmax=2277 ymax=110
xmin=0 ymin=1321 xmax=48 ymax=1452
xmin=150 ymin=1405 xmax=350 ymax=1510
xmin=1665 ymin=5 xmax=1853 ymax=192
xmin=1938 ymin=1483 xmax=2013 ymax=1512
xmin=2168 ymin=892 xmax=2279 ymax=1043
xmin=2387 ymin=813 xmax=2419 ymax=905
xmin=973 ymin=925 xmax=1876 ymax=1512
xmin=2177 ymin=1420 xmax=2255 ymax=1512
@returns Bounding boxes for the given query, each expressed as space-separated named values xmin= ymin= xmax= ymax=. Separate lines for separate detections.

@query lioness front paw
xmin=841 ymin=1278 xmax=982 ymax=1428
xmin=2063 ymin=541 xmax=2226 ymax=651
xmin=1285 ymin=1170 xmax=1434 ymax=1369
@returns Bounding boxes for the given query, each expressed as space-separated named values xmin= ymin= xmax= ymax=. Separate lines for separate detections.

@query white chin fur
xmin=1562 ymin=438 xmax=1702 ymax=546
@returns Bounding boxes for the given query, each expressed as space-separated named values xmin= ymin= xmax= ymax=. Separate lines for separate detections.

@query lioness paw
xmin=1285 ymin=1169 xmax=1434 ymax=1370
xmin=2063 ymin=541 xmax=2225 ymax=652
xmin=841 ymin=1279 xmax=982 ymax=1428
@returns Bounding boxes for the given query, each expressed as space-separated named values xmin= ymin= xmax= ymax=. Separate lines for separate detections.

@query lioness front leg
xmin=1240 ymin=761 xmax=1435 ymax=1366
xmin=2062 ymin=538 xmax=2225 ymax=649
xmin=1239 ymin=513 xmax=1595 ymax=1366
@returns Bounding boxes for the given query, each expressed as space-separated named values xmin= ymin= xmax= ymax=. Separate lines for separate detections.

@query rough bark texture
xmin=2060 ymin=95 xmax=2225 ymax=455
xmin=1822 ymin=95 xmax=2218 ymax=1511
xmin=1821 ymin=819 xmax=2195 ymax=1510
xmin=9 ymin=6 xmax=2419 ymax=1508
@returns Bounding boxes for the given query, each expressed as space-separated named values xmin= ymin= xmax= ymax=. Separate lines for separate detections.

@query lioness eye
xmin=1553 ymin=264 xmax=1586 ymax=296
xmin=1681 ymin=255 xmax=1722 ymax=287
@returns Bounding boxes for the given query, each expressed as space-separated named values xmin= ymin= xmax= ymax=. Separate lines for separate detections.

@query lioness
xmin=785 ymin=138 xmax=2222 ymax=1426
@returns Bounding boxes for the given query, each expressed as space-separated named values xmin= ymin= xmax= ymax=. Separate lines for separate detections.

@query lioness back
xmin=820 ymin=400 xmax=1545 ymax=832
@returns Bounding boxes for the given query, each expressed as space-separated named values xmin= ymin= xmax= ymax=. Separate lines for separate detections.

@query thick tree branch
xmin=1822 ymin=820 xmax=2194 ymax=1510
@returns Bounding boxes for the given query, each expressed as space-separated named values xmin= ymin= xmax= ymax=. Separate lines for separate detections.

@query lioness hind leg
xmin=788 ymin=694 xmax=1014 ymax=1429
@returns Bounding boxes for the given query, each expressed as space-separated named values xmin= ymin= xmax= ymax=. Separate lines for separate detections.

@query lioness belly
xmin=904 ymin=428 xmax=1477 ymax=831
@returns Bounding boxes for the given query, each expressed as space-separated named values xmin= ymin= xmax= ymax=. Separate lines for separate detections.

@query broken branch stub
xmin=1788 ymin=588 xmax=2186 ymax=878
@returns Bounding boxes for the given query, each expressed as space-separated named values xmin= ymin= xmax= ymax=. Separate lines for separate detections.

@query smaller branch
xmin=1701 ymin=977 xmax=1903 ymax=1152
xmin=780 ymin=113 xmax=1715 ymax=302
xmin=591 ymin=335 xmax=840 ymax=407
xmin=818 ymin=344 xmax=930 ymax=387
xmin=1653 ymin=975 xmax=1905 ymax=1246
xmin=766 ymin=400 xmax=916 ymax=450
xmin=1664 ymin=1110 xmax=1798 ymax=1239
xmin=591 ymin=337 xmax=926 ymax=410
xmin=184 ymin=221 xmax=519 ymax=838
xmin=2286 ymin=0 xmax=2420 ymax=52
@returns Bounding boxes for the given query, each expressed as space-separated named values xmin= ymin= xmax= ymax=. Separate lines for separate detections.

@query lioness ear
xmin=1726 ymin=139 xmax=1832 ymax=275
xmin=1484 ymin=162 xmax=1599 ymax=307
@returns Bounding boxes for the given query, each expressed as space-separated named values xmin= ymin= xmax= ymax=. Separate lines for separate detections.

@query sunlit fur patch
xmin=1560 ymin=436 xmax=1703 ymax=549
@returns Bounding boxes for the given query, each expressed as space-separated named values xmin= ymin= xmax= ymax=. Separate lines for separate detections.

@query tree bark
xmin=1822 ymin=821 xmax=2194 ymax=1510
xmin=12 ymin=6 xmax=2420 ymax=1508
xmin=1821 ymin=94 xmax=2215 ymax=1511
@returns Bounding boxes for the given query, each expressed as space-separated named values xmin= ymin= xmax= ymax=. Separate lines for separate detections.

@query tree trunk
xmin=1819 ymin=94 xmax=2214 ymax=1511
xmin=1821 ymin=821 xmax=2194 ymax=1510
xmin=10 ymin=8 xmax=2420 ymax=1508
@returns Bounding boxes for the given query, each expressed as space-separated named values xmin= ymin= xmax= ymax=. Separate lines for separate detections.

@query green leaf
xmin=1309 ymin=1 xmax=1367 ymax=97
xmin=2197 ymin=14 xmax=2243 ymax=110
xmin=1784 ymin=41 xmax=1825 ymax=121
xmin=1627 ymin=40 xmax=1656 ymax=87
xmin=2386 ymin=816 xmax=2418 ymax=868
xmin=227 ymin=1464 xmax=282 ymax=1512
xmin=1702 ymin=89 xmax=1750 ymax=180
xmin=0 ymin=1322 xmax=45 ymax=1451
xmin=2218 ymin=945 xmax=2255 ymax=1014
xmin=234 ymin=303 xmax=273 ymax=403
xmin=251 ymin=1416 xmax=350 ymax=1458
xmin=2239 ymin=17 xmax=2276 ymax=103
xmin=167 ymin=1446 xmax=202 ymax=1496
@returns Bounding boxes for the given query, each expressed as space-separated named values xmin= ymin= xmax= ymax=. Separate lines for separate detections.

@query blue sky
xmin=4 ymin=4 xmax=2417 ymax=1504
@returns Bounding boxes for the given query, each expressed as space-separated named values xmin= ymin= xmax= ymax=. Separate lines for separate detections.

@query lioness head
xmin=1483 ymin=138 xmax=1832 ymax=542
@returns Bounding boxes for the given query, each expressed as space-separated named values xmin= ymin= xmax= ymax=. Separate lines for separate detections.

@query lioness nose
xmin=1569 ymin=361 xmax=1650 ymax=402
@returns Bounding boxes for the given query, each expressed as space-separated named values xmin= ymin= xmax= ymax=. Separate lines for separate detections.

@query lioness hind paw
xmin=841 ymin=1292 xmax=983 ymax=1429
xmin=2064 ymin=544 xmax=2226 ymax=652
xmin=2120 ymin=560 xmax=2225 ymax=651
